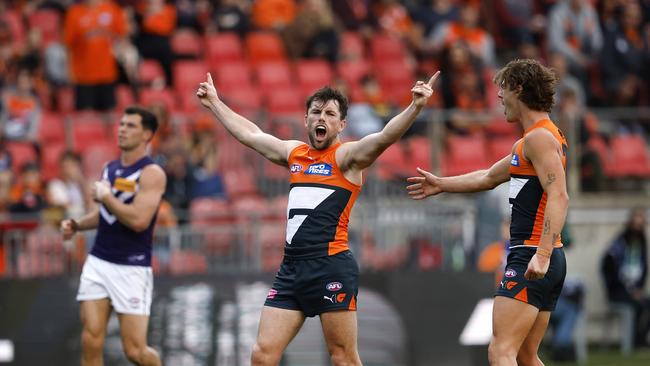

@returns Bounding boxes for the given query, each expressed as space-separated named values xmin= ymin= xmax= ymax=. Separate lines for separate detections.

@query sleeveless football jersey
xmin=284 ymin=142 xmax=362 ymax=259
xmin=509 ymin=119 xmax=567 ymax=248
xmin=91 ymin=156 xmax=158 ymax=266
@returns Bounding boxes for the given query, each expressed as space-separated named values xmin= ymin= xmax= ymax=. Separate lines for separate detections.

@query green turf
xmin=545 ymin=348 xmax=650 ymax=366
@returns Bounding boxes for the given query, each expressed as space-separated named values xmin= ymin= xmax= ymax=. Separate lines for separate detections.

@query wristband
xmin=536 ymin=247 xmax=552 ymax=258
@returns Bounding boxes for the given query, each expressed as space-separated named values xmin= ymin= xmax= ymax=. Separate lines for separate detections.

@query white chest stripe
xmin=508 ymin=177 xmax=528 ymax=212
xmin=286 ymin=186 xmax=335 ymax=244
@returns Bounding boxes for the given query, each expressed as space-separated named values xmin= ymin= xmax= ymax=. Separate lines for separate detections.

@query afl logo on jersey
xmin=290 ymin=164 xmax=302 ymax=174
xmin=510 ymin=154 xmax=520 ymax=166
xmin=326 ymin=282 xmax=343 ymax=291
xmin=505 ymin=268 xmax=517 ymax=278
xmin=306 ymin=163 xmax=332 ymax=176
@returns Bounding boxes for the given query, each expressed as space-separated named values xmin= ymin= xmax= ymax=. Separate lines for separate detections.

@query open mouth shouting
xmin=314 ymin=125 xmax=327 ymax=141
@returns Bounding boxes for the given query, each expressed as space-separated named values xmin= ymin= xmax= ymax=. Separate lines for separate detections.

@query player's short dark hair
xmin=125 ymin=106 xmax=158 ymax=135
xmin=493 ymin=59 xmax=558 ymax=112
xmin=59 ymin=150 xmax=81 ymax=164
xmin=306 ymin=86 xmax=349 ymax=119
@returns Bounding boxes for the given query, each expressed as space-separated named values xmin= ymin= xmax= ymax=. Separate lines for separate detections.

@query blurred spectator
xmin=425 ymin=1 xmax=495 ymax=66
xmin=0 ymin=136 xmax=11 ymax=173
xmin=493 ymin=0 xmax=546 ymax=49
xmin=549 ymin=52 xmax=586 ymax=110
xmin=547 ymin=0 xmax=603 ymax=97
xmin=133 ymin=0 xmax=176 ymax=86
xmin=601 ymin=207 xmax=650 ymax=348
xmin=9 ymin=162 xmax=47 ymax=217
xmin=63 ymin=0 xmax=128 ymax=111
xmin=549 ymin=279 xmax=586 ymax=361
xmin=175 ymin=0 xmax=211 ymax=31
xmin=189 ymin=119 xmax=225 ymax=199
xmin=209 ymin=0 xmax=250 ymax=37
xmin=411 ymin=0 xmax=460 ymax=38
xmin=330 ymin=0 xmax=378 ymax=37
xmin=283 ymin=0 xmax=339 ymax=62
xmin=47 ymin=150 xmax=89 ymax=219
xmin=163 ymin=148 xmax=194 ymax=222
xmin=600 ymin=0 xmax=650 ymax=106
xmin=251 ymin=0 xmax=297 ymax=31
xmin=148 ymin=100 xmax=179 ymax=158
xmin=0 ymin=20 xmax=20 ymax=88
xmin=344 ymin=75 xmax=386 ymax=139
xmin=374 ymin=0 xmax=418 ymax=47
xmin=0 ymin=68 xmax=41 ymax=153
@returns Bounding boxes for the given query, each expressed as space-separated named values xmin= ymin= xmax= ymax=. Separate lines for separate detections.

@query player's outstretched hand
xmin=524 ymin=253 xmax=550 ymax=280
xmin=406 ymin=167 xmax=443 ymax=200
xmin=411 ymin=71 xmax=440 ymax=108
xmin=196 ymin=72 xmax=219 ymax=108
xmin=61 ymin=219 xmax=77 ymax=240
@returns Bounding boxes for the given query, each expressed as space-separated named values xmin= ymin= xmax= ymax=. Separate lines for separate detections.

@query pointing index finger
xmin=427 ymin=71 xmax=441 ymax=87
xmin=207 ymin=72 xmax=214 ymax=86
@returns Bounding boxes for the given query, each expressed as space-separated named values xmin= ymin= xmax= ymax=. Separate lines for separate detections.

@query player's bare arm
xmin=337 ymin=71 xmax=440 ymax=172
xmin=196 ymin=72 xmax=302 ymax=165
xmin=523 ymin=128 xmax=569 ymax=280
xmin=406 ymin=153 xmax=512 ymax=200
xmin=94 ymin=165 xmax=166 ymax=232
xmin=61 ymin=208 xmax=100 ymax=240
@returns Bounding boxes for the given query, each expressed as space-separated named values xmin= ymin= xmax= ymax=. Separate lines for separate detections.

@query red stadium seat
xmin=406 ymin=136 xmax=432 ymax=172
xmin=609 ymin=134 xmax=650 ymax=177
xmin=214 ymin=61 xmax=253 ymax=89
xmin=173 ymin=61 xmax=209 ymax=94
xmin=266 ymin=87 xmax=303 ymax=115
xmin=245 ymin=31 xmax=287 ymax=65
xmin=370 ymin=33 xmax=408 ymax=62
xmin=224 ymin=169 xmax=258 ymax=197
xmin=441 ymin=134 xmax=490 ymax=176
xmin=296 ymin=59 xmax=333 ymax=91
xmin=57 ymin=87 xmax=75 ymax=113
xmin=486 ymin=135 xmax=517 ymax=162
xmin=206 ymin=32 xmax=243 ymax=66
xmin=6 ymin=142 xmax=38 ymax=174
xmin=82 ymin=143 xmax=118 ymax=178
xmin=336 ymin=59 xmax=370 ymax=87
xmin=255 ymin=61 xmax=293 ymax=97
xmin=375 ymin=142 xmax=409 ymax=180
xmin=28 ymin=9 xmax=61 ymax=45
xmin=140 ymin=88 xmax=177 ymax=112
xmin=219 ymin=85 xmax=262 ymax=119
xmin=171 ymin=30 xmax=203 ymax=58
xmin=339 ymin=31 xmax=365 ymax=60
xmin=70 ymin=112 xmax=108 ymax=153
xmin=115 ymin=85 xmax=135 ymax=111
xmin=2 ymin=10 xmax=25 ymax=44
xmin=138 ymin=60 xmax=165 ymax=86
xmin=169 ymin=250 xmax=208 ymax=275
xmin=190 ymin=197 xmax=233 ymax=224
xmin=38 ymin=112 xmax=65 ymax=144
xmin=41 ymin=143 xmax=66 ymax=181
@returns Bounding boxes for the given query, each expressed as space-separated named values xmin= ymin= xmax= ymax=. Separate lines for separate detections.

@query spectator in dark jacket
xmin=601 ymin=207 xmax=650 ymax=347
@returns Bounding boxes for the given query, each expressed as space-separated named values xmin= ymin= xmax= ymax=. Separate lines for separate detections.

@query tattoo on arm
xmin=546 ymin=173 xmax=556 ymax=186
xmin=543 ymin=219 xmax=551 ymax=235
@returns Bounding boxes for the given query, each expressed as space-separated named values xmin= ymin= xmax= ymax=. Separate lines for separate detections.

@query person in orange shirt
xmin=251 ymin=0 xmax=296 ymax=30
xmin=63 ymin=0 xmax=127 ymax=111
xmin=407 ymin=59 xmax=569 ymax=366
xmin=198 ymin=69 xmax=439 ymax=365
xmin=134 ymin=0 xmax=176 ymax=86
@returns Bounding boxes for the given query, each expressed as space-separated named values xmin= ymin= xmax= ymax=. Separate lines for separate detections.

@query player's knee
xmin=251 ymin=342 xmax=280 ymax=366
xmin=81 ymin=328 xmax=104 ymax=353
xmin=328 ymin=345 xmax=360 ymax=366
xmin=488 ymin=340 xmax=516 ymax=365
xmin=123 ymin=344 xmax=145 ymax=364
xmin=516 ymin=351 xmax=543 ymax=366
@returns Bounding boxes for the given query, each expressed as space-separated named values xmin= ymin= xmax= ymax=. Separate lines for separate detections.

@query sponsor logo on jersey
xmin=305 ymin=163 xmax=332 ymax=176
xmin=114 ymin=178 xmax=136 ymax=192
xmin=290 ymin=164 xmax=302 ymax=173
xmin=504 ymin=268 xmax=517 ymax=278
xmin=510 ymin=154 xmax=520 ymax=166
xmin=323 ymin=293 xmax=347 ymax=304
xmin=501 ymin=281 xmax=518 ymax=290
xmin=267 ymin=289 xmax=278 ymax=299
xmin=326 ymin=282 xmax=343 ymax=291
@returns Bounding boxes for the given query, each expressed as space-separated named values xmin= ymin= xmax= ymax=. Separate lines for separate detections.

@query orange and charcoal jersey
xmin=63 ymin=0 xmax=127 ymax=85
xmin=508 ymin=119 xmax=567 ymax=249
xmin=284 ymin=142 xmax=361 ymax=259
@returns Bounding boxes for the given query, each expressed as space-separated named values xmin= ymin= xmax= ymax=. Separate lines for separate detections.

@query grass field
xmin=545 ymin=348 xmax=650 ymax=366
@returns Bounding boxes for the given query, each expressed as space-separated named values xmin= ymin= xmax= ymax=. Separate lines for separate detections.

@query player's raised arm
xmin=197 ymin=72 xmax=301 ymax=165
xmin=337 ymin=72 xmax=440 ymax=171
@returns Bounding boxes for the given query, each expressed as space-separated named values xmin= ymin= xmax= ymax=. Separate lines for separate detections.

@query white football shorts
xmin=76 ymin=254 xmax=153 ymax=316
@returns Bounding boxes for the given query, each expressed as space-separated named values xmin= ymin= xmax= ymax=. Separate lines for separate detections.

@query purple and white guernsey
xmin=90 ymin=156 xmax=158 ymax=267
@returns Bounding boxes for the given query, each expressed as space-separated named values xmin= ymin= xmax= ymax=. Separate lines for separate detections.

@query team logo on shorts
xmin=267 ymin=289 xmax=278 ymax=299
xmin=326 ymin=282 xmax=343 ymax=291
xmin=504 ymin=268 xmax=517 ymax=278
xmin=305 ymin=163 xmax=332 ymax=176
xmin=290 ymin=164 xmax=302 ymax=173
xmin=128 ymin=297 xmax=141 ymax=308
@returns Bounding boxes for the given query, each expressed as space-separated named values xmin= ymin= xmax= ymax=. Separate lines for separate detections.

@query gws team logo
xmin=290 ymin=164 xmax=302 ymax=173
xmin=323 ymin=293 xmax=347 ymax=304
xmin=305 ymin=163 xmax=332 ymax=176
xmin=504 ymin=268 xmax=517 ymax=278
xmin=326 ymin=282 xmax=343 ymax=291
xmin=510 ymin=154 xmax=520 ymax=166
